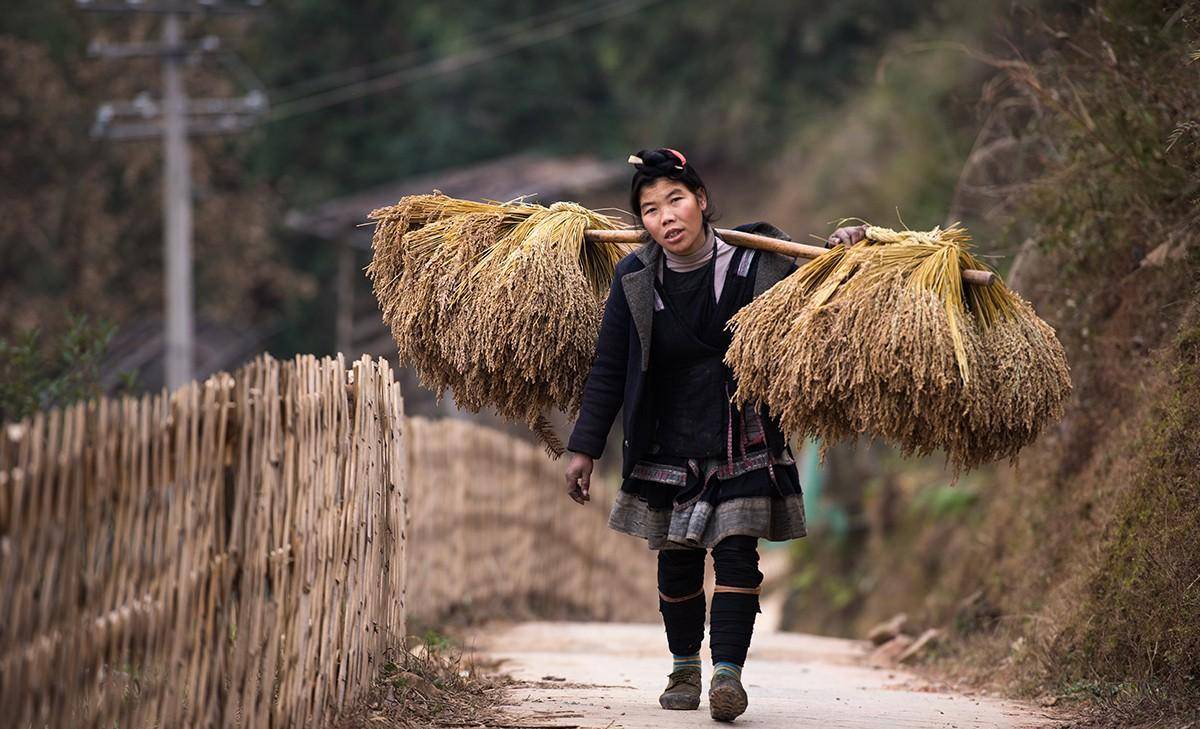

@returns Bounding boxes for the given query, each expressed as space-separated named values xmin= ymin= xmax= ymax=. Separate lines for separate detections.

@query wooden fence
xmin=0 ymin=353 xmax=656 ymax=728
xmin=405 ymin=417 xmax=657 ymax=625
xmin=0 ymin=354 xmax=407 ymax=729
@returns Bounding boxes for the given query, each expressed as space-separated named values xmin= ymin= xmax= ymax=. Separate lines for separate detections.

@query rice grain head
xmin=366 ymin=193 xmax=626 ymax=451
xmin=726 ymin=223 xmax=1071 ymax=473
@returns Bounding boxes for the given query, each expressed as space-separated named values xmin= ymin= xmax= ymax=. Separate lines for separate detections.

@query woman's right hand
xmin=827 ymin=224 xmax=868 ymax=248
xmin=564 ymin=452 xmax=594 ymax=505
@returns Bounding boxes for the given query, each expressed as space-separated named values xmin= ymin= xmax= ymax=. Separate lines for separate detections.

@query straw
xmin=726 ymin=224 xmax=1071 ymax=472
xmin=367 ymin=195 xmax=625 ymax=454
xmin=369 ymin=194 xmax=1071 ymax=469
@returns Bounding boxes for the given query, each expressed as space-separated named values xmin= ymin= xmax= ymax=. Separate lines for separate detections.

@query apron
xmin=648 ymin=235 xmax=750 ymax=459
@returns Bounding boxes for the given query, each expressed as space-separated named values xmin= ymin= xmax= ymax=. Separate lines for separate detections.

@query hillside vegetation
xmin=779 ymin=3 xmax=1200 ymax=724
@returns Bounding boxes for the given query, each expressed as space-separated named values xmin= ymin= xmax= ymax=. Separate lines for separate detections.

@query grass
xmin=337 ymin=631 xmax=510 ymax=729
xmin=1051 ymin=306 xmax=1200 ymax=721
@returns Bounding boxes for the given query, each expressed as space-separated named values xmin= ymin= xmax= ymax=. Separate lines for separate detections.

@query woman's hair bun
xmin=630 ymin=148 xmax=686 ymax=175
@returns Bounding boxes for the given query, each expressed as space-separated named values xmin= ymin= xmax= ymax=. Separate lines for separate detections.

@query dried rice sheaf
xmin=366 ymin=193 xmax=626 ymax=454
xmin=726 ymin=224 xmax=1072 ymax=472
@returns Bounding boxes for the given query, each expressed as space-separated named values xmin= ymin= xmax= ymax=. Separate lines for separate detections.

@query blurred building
xmin=284 ymin=151 xmax=629 ymax=430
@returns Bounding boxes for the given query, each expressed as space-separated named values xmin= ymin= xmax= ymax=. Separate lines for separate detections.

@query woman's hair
xmin=628 ymin=147 xmax=718 ymax=228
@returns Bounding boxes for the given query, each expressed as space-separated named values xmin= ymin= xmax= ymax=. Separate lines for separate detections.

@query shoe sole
xmin=659 ymin=694 xmax=701 ymax=710
xmin=709 ymin=683 xmax=748 ymax=722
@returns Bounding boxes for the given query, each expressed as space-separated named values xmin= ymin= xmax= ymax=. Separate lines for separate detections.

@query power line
xmin=266 ymin=0 xmax=668 ymax=122
xmin=269 ymin=0 xmax=610 ymax=103
xmin=77 ymin=0 xmax=265 ymax=14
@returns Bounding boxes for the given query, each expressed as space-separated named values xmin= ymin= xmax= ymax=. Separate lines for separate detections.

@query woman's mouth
xmin=664 ymin=228 xmax=684 ymax=244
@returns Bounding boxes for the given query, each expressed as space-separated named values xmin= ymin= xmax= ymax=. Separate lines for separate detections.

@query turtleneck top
xmin=658 ymin=224 xmax=736 ymax=302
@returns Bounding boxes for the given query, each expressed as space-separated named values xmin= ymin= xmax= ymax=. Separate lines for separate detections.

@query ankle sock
xmin=712 ymin=661 xmax=742 ymax=681
xmin=672 ymin=653 xmax=701 ymax=673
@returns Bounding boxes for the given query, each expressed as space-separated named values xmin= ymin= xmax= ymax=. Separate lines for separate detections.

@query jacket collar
xmin=623 ymin=227 xmax=796 ymax=372
xmin=753 ymin=245 xmax=794 ymax=297
xmin=634 ymin=236 xmax=660 ymax=266
xmin=633 ymin=223 xmax=718 ymax=269
xmin=624 ymin=241 xmax=659 ymax=371
xmin=625 ymin=227 xmax=710 ymax=371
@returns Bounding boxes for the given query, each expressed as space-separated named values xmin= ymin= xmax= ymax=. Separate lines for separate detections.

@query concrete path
xmin=464 ymin=621 xmax=1066 ymax=729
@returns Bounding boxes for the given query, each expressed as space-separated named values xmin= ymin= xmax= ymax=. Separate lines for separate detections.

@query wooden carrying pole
xmin=584 ymin=227 xmax=998 ymax=286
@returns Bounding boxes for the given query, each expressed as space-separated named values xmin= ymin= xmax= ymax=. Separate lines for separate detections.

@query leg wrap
xmin=657 ymin=548 xmax=707 ymax=657
xmin=709 ymin=536 xmax=763 ymax=666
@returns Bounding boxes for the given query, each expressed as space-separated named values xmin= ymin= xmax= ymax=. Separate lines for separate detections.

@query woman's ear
xmin=697 ymin=187 xmax=708 ymax=213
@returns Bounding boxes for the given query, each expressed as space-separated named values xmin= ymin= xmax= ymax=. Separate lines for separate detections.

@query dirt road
xmin=464 ymin=621 xmax=1065 ymax=728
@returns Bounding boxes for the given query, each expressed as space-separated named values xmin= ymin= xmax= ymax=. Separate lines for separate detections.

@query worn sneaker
xmin=658 ymin=666 xmax=701 ymax=710
xmin=708 ymin=672 xmax=749 ymax=721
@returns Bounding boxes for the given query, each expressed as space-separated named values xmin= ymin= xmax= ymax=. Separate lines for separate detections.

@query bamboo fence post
xmin=3 ymin=352 xmax=669 ymax=727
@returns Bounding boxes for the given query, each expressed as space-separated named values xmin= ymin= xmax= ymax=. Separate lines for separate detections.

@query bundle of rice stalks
xmin=366 ymin=193 xmax=626 ymax=453
xmin=726 ymin=224 xmax=1071 ymax=472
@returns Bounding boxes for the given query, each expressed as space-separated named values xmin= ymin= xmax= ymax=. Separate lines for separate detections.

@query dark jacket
xmin=567 ymin=222 xmax=799 ymax=478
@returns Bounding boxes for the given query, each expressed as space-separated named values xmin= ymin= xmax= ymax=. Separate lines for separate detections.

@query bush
xmin=0 ymin=314 xmax=122 ymax=423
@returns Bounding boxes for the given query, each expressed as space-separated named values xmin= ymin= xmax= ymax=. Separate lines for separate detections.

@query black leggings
xmin=657 ymin=535 xmax=763 ymax=665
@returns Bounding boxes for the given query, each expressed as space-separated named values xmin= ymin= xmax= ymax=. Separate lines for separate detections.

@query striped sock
xmin=673 ymin=653 xmax=701 ymax=673
xmin=712 ymin=661 xmax=743 ymax=681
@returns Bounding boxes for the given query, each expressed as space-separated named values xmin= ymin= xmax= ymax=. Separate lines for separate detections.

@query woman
xmin=564 ymin=147 xmax=866 ymax=722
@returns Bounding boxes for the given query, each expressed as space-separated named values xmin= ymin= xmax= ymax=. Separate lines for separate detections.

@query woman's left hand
xmin=564 ymin=452 xmax=594 ymax=505
xmin=827 ymin=224 xmax=868 ymax=248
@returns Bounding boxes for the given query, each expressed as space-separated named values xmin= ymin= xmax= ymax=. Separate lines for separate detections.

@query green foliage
xmin=909 ymin=483 xmax=980 ymax=520
xmin=989 ymin=10 xmax=1200 ymax=704
xmin=780 ymin=41 xmax=975 ymax=229
xmin=0 ymin=0 xmax=958 ymax=365
xmin=244 ymin=0 xmax=931 ymax=204
xmin=0 ymin=315 xmax=122 ymax=423
xmin=1017 ymin=1 xmax=1200 ymax=265
xmin=785 ymin=537 xmax=867 ymax=628
xmin=0 ymin=0 xmax=84 ymax=62
xmin=797 ymin=4 xmax=1200 ymax=721
xmin=420 ymin=627 xmax=454 ymax=653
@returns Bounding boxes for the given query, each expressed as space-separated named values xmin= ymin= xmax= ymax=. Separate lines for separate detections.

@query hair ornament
xmin=627 ymin=154 xmax=644 ymax=166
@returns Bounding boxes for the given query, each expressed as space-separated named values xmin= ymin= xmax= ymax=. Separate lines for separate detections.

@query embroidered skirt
xmin=607 ymin=445 xmax=808 ymax=551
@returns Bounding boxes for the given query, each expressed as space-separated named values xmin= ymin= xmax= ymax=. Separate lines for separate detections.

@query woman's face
xmin=637 ymin=178 xmax=708 ymax=256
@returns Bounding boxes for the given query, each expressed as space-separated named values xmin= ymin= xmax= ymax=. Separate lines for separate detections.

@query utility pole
xmin=162 ymin=12 xmax=192 ymax=392
xmin=80 ymin=0 xmax=266 ymax=390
